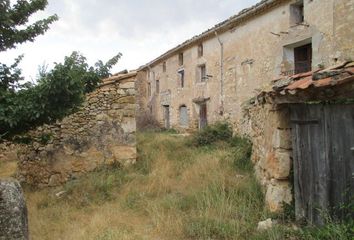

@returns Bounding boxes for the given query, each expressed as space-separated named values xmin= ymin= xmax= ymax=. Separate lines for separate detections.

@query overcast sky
xmin=1 ymin=0 xmax=259 ymax=81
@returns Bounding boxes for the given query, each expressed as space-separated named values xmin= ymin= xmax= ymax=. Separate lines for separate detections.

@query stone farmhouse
xmin=137 ymin=0 xmax=353 ymax=131
xmin=136 ymin=0 xmax=354 ymax=220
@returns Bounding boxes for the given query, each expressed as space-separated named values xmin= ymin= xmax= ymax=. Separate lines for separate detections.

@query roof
xmin=139 ymin=0 xmax=284 ymax=70
xmin=253 ymin=62 xmax=354 ymax=104
xmin=100 ymin=71 xmax=137 ymax=87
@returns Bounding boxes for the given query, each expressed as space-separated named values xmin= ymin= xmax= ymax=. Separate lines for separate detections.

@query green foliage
xmin=229 ymin=135 xmax=253 ymax=172
xmin=36 ymin=166 xmax=129 ymax=209
xmin=0 ymin=0 xmax=58 ymax=92
xmin=0 ymin=51 xmax=122 ymax=137
xmin=185 ymin=217 xmax=238 ymax=239
xmin=39 ymin=133 xmax=52 ymax=144
xmin=192 ymin=122 xmax=233 ymax=146
xmin=0 ymin=0 xmax=58 ymax=51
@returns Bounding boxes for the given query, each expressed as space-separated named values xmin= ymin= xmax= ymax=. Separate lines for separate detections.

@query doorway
xmin=163 ymin=105 xmax=170 ymax=129
xmin=291 ymin=104 xmax=354 ymax=224
xmin=199 ymin=103 xmax=207 ymax=129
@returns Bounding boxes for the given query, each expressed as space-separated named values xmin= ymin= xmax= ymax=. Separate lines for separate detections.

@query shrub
xmin=136 ymin=111 xmax=161 ymax=131
xmin=229 ymin=135 xmax=253 ymax=172
xmin=192 ymin=122 xmax=233 ymax=146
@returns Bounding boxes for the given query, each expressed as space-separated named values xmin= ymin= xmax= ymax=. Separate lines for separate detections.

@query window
xmin=163 ymin=62 xmax=166 ymax=72
xmin=294 ymin=43 xmax=312 ymax=74
xmin=147 ymin=82 xmax=151 ymax=96
xmin=198 ymin=43 xmax=203 ymax=57
xmin=178 ymin=70 xmax=185 ymax=88
xmin=290 ymin=0 xmax=304 ymax=25
xmin=179 ymin=53 xmax=184 ymax=66
xmin=156 ymin=80 xmax=160 ymax=93
xmin=199 ymin=64 xmax=207 ymax=82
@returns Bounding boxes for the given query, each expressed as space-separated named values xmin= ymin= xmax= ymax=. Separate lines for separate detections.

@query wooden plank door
xmin=199 ymin=104 xmax=207 ymax=129
xmin=291 ymin=104 xmax=354 ymax=225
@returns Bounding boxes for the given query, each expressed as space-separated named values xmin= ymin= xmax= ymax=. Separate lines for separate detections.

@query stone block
xmin=121 ymin=117 xmax=136 ymax=133
xmin=271 ymin=109 xmax=291 ymax=129
xmin=266 ymin=149 xmax=291 ymax=180
xmin=273 ymin=129 xmax=292 ymax=150
xmin=265 ymin=180 xmax=292 ymax=213
xmin=120 ymin=81 xmax=135 ymax=89
xmin=110 ymin=145 xmax=137 ymax=162
xmin=117 ymin=96 xmax=135 ymax=104
xmin=0 ymin=180 xmax=29 ymax=240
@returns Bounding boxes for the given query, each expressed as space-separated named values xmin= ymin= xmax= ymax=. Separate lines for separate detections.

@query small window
xmin=178 ymin=70 xmax=185 ymax=88
xmin=198 ymin=43 xmax=203 ymax=57
xmin=179 ymin=53 xmax=184 ymax=66
xmin=199 ymin=64 xmax=207 ymax=82
xmin=163 ymin=62 xmax=167 ymax=72
xmin=156 ymin=80 xmax=160 ymax=93
xmin=148 ymin=82 xmax=151 ymax=96
xmin=290 ymin=1 xmax=304 ymax=25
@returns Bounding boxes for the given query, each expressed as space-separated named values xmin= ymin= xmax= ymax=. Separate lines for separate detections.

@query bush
xmin=229 ymin=135 xmax=253 ymax=172
xmin=192 ymin=122 xmax=233 ymax=146
xmin=0 ymin=51 xmax=121 ymax=138
xmin=136 ymin=111 xmax=161 ymax=131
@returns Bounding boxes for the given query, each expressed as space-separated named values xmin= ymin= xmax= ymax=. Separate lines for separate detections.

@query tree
xmin=0 ymin=51 xmax=122 ymax=137
xmin=0 ymin=1 xmax=122 ymax=138
xmin=0 ymin=0 xmax=58 ymax=91
xmin=0 ymin=0 xmax=58 ymax=51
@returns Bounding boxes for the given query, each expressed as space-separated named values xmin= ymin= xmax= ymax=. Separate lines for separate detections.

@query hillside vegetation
xmin=23 ymin=126 xmax=352 ymax=239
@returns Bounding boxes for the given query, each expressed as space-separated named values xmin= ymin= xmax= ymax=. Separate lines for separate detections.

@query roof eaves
xmin=138 ymin=0 xmax=284 ymax=71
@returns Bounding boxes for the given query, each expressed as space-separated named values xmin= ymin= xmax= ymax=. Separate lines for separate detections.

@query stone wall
xmin=17 ymin=73 xmax=137 ymax=187
xmin=241 ymin=104 xmax=292 ymax=212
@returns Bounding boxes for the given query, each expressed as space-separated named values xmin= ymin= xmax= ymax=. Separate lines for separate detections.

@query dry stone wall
xmin=17 ymin=74 xmax=137 ymax=187
xmin=240 ymin=104 xmax=292 ymax=212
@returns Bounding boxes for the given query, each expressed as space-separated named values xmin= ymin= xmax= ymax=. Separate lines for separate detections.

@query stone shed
xmin=243 ymin=61 xmax=354 ymax=223
xmin=17 ymin=72 xmax=137 ymax=187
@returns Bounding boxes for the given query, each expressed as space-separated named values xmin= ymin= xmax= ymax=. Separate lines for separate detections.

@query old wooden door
xmin=199 ymin=103 xmax=207 ymax=129
xmin=164 ymin=105 xmax=170 ymax=129
xmin=291 ymin=104 xmax=354 ymax=225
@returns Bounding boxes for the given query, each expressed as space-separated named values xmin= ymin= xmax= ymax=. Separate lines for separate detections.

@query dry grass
xmin=23 ymin=132 xmax=266 ymax=239
xmin=20 ymin=131 xmax=352 ymax=240
xmin=0 ymin=157 xmax=17 ymax=178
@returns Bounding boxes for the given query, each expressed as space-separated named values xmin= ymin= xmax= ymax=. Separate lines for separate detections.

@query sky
xmin=1 ymin=0 xmax=259 ymax=81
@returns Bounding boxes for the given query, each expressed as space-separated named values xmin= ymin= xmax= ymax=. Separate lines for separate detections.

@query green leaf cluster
xmin=0 ymin=51 xmax=122 ymax=138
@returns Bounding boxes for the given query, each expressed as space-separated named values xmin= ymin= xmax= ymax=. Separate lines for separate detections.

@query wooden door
xmin=294 ymin=44 xmax=312 ymax=74
xmin=291 ymin=104 xmax=354 ymax=225
xmin=164 ymin=105 xmax=170 ymax=129
xmin=199 ymin=104 xmax=207 ymax=129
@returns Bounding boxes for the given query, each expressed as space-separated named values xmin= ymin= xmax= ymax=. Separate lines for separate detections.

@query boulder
xmin=257 ymin=218 xmax=274 ymax=231
xmin=0 ymin=179 xmax=29 ymax=240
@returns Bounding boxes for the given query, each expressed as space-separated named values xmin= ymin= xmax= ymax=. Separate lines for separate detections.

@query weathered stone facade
xmin=138 ymin=0 xmax=354 ymax=133
xmin=136 ymin=0 xmax=354 ymax=211
xmin=16 ymin=72 xmax=137 ymax=187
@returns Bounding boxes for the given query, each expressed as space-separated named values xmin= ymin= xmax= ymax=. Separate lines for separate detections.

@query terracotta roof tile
xmin=256 ymin=61 xmax=354 ymax=100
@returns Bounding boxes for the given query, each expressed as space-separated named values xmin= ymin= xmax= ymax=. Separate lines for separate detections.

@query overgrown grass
xmin=22 ymin=124 xmax=352 ymax=239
